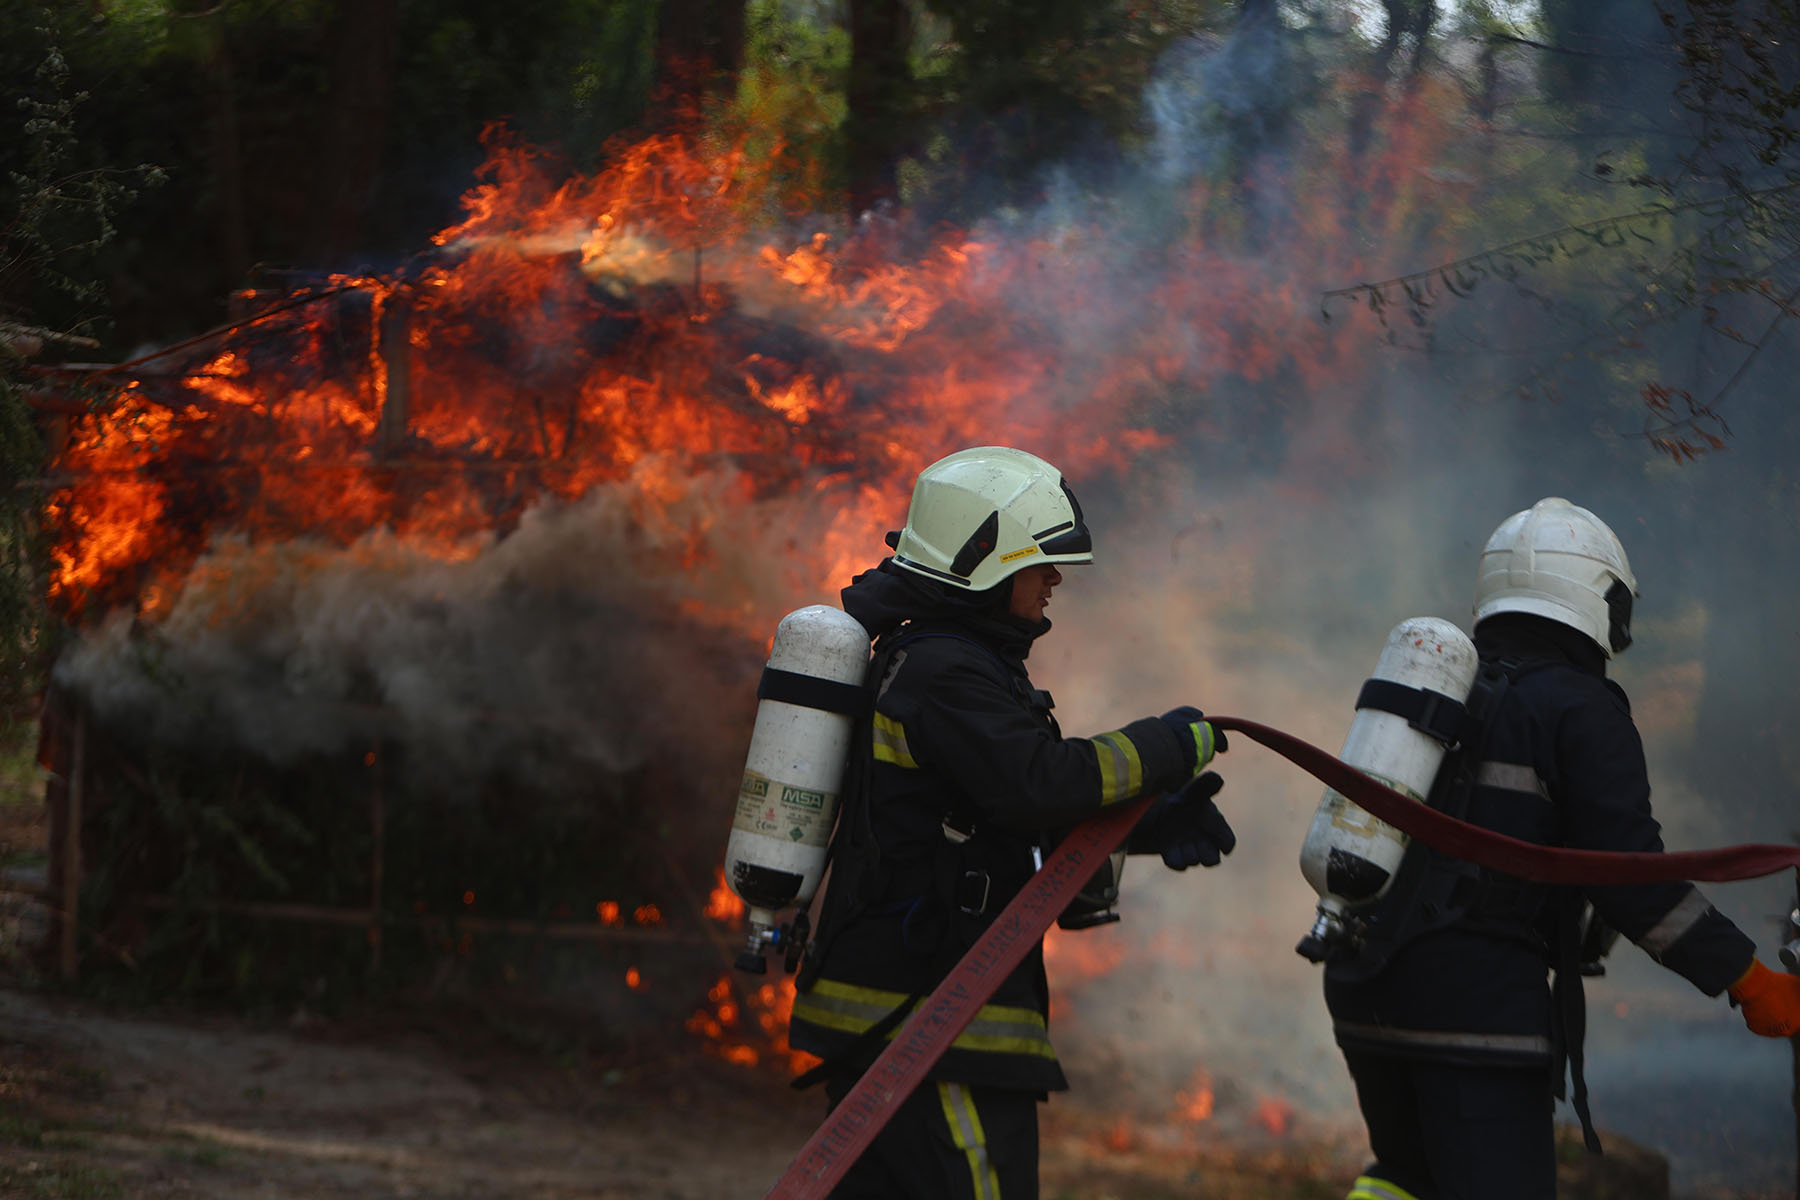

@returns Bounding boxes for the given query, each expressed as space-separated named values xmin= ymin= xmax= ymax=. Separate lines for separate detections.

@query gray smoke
xmin=53 ymin=465 xmax=863 ymax=798
xmin=50 ymin=16 xmax=1800 ymax=1194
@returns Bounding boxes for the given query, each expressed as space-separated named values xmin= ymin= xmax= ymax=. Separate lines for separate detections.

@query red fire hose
xmin=761 ymin=716 xmax=1800 ymax=1200
xmin=1217 ymin=716 xmax=1800 ymax=885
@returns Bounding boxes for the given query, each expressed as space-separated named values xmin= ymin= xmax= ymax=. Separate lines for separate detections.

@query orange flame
xmin=704 ymin=866 xmax=747 ymax=922
xmin=39 ymin=124 xmax=1202 ymax=625
xmin=1174 ymin=1067 xmax=1215 ymax=1123
xmin=684 ymin=971 xmax=809 ymax=1073
xmin=1254 ymin=1095 xmax=1294 ymax=1137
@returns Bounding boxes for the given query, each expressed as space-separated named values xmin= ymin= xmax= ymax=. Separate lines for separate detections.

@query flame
xmin=1174 ymin=1068 xmax=1215 ymax=1123
xmin=43 ymin=83 xmax=1475 ymax=626
xmin=1253 ymin=1095 xmax=1294 ymax=1137
xmin=32 ymin=124 xmax=1174 ymax=624
xmin=704 ymin=867 xmax=747 ymax=922
xmin=683 ymin=971 xmax=809 ymax=1073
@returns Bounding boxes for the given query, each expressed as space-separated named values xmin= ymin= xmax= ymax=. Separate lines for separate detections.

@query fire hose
xmin=761 ymin=715 xmax=1800 ymax=1200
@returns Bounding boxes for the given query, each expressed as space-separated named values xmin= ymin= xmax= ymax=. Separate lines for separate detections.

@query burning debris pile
xmin=30 ymin=122 xmax=1215 ymax=1043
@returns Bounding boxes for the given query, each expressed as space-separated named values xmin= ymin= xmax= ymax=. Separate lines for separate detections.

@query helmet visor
xmin=1033 ymin=479 xmax=1093 ymax=559
xmin=1605 ymin=578 xmax=1634 ymax=654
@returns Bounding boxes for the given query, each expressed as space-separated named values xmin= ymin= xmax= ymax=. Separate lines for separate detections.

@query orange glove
xmin=1727 ymin=960 xmax=1800 ymax=1038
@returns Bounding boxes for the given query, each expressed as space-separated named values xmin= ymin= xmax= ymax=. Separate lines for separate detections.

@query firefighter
xmin=1324 ymin=497 xmax=1800 ymax=1200
xmin=787 ymin=446 xmax=1237 ymax=1199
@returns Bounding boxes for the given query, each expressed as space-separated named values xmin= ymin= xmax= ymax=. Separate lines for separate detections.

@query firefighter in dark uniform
xmin=1324 ymin=497 xmax=1800 ymax=1200
xmin=787 ymin=446 xmax=1238 ymax=1200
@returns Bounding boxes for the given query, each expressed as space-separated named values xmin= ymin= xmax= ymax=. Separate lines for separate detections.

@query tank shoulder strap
xmin=789 ymin=627 xmax=974 ymax=1090
xmin=794 ymin=639 xmax=892 ymax=992
xmin=1325 ymin=658 xmax=1519 ymax=983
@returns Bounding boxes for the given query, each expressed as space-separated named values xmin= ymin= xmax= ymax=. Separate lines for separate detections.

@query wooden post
xmin=369 ymin=742 xmax=384 ymax=974
xmin=58 ymin=711 xmax=85 ymax=980
xmin=374 ymin=287 xmax=410 ymax=456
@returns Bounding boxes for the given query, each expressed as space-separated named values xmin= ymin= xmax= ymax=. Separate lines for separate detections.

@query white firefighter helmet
xmin=1473 ymin=497 xmax=1639 ymax=656
xmin=888 ymin=446 xmax=1094 ymax=592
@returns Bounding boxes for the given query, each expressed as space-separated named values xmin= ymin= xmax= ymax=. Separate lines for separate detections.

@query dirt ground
xmin=0 ymin=956 xmax=1706 ymax=1200
xmin=0 ymin=979 xmax=1389 ymax=1200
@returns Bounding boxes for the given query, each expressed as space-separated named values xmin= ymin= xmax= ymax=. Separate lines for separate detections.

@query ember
xmin=1175 ymin=1068 xmax=1215 ymax=1123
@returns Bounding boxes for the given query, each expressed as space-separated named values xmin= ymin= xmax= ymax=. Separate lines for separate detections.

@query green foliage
xmin=1663 ymin=0 xmax=1800 ymax=175
xmin=1316 ymin=2 xmax=1800 ymax=460
xmin=0 ymin=375 xmax=46 ymax=724
xmin=0 ymin=1 xmax=661 ymax=352
xmin=0 ymin=9 xmax=161 ymax=724
xmin=905 ymin=0 xmax=1226 ymax=219
xmin=0 ymin=1162 xmax=124 ymax=1200
xmin=736 ymin=0 xmax=851 ymax=202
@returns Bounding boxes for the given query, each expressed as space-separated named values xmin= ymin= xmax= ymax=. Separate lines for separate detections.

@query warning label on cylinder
xmin=1322 ymin=777 xmax=1417 ymax=845
xmin=733 ymin=769 xmax=836 ymax=846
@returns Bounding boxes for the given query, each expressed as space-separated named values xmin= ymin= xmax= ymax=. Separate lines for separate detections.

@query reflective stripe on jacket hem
xmin=1474 ymin=759 xmax=1549 ymax=799
xmin=792 ymin=977 xmax=1058 ymax=1061
xmin=1333 ymin=1019 xmax=1552 ymax=1059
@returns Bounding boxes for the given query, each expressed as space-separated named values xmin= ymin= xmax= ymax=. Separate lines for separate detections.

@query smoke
xmin=978 ymin=26 xmax=1800 ymax=1185
xmin=53 ymin=461 xmax=870 ymax=798
xmin=48 ymin=13 xmax=1800 ymax=1192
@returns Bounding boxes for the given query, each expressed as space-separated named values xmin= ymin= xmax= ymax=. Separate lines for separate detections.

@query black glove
xmin=1131 ymin=771 xmax=1235 ymax=870
xmin=1158 ymin=706 xmax=1228 ymax=775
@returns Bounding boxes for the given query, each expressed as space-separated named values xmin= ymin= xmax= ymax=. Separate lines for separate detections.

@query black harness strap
xmin=1354 ymin=677 xmax=1477 ymax=746
xmin=758 ymin=667 xmax=870 ymax=716
xmin=1554 ymin=895 xmax=1602 ymax=1153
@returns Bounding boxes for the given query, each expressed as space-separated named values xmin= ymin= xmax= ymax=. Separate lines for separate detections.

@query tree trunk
xmin=654 ymin=0 xmax=747 ymax=112
xmin=315 ymin=0 xmax=399 ymax=267
xmin=845 ymin=0 xmax=914 ymax=220
xmin=1348 ymin=0 xmax=1436 ymax=158
xmin=205 ymin=17 xmax=250 ymax=285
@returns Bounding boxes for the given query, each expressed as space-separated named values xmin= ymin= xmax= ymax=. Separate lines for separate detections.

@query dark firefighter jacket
xmin=1325 ymin=613 xmax=1757 ymax=1069
xmin=787 ymin=559 xmax=1195 ymax=1093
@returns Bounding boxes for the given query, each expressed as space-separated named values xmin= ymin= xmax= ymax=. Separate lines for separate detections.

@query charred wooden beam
xmin=134 ymin=894 xmax=714 ymax=945
xmin=374 ymin=286 xmax=411 ymax=456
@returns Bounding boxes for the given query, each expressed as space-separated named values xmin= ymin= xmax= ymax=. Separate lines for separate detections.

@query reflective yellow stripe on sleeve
xmin=872 ymin=712 xmax=919 ymax=769
xmin=1347 ymin=1175 xmax=1422 ymax=1200
xmin=791 ymin=978 xmax=1058 ymax=1061
xmin=1087 ymin=730 xmax=1143 ymax=805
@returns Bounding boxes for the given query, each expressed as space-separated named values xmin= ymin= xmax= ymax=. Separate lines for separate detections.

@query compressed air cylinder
xmin=725 ymin=605 xmax=869 ymax=967
xmin=1296 ymin=616 xmax=1478 ymax=961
